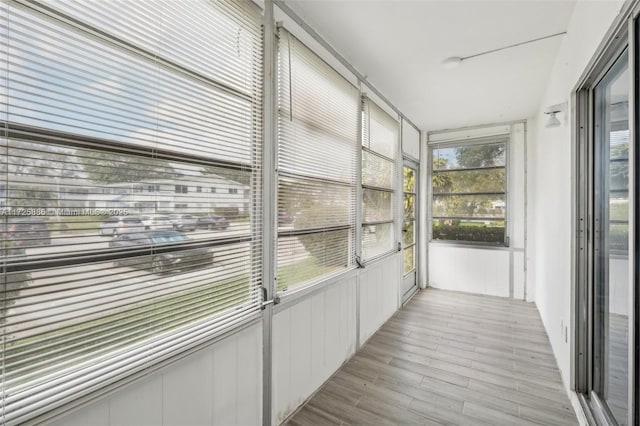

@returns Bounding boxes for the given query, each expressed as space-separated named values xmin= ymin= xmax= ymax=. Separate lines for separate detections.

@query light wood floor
xmin=285 ymin=288 xmax=578 ymax=426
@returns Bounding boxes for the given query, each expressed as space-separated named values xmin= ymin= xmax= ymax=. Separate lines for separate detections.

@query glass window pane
xmin=44 ymin=0 xmax=261 ymax=95
xmin=362 ymin=151 xmax=394 ymax=189
xmin=277 ymin=229 xmax=350 ymax=291
xmin=362 ymin=189 xmax=393 ymax=223
xmin=277 ymin=29 xmax=357 ymax=290
xmin=362 ymin=222 xmax=394 ymax=260
xmin=610 ymin=198 xmax=628 ymax=222
xmin=432 ymin=219 xmax=505 ymax=244
xmin=279 ymin=177 xmax=352 ymax=231
xmin=7 ymin=5 xmax=254 ymax=164
xmin=2 ymin=140 xmax=251 ymax=258
xmin=0 ymin=0 xmax=263 ymax=420
xmin=403 ymin=246 xmax=415 ymax=275
xmin=368 ymin=116 xmax=398 ymax=159
xmin=433 ymin=168 xmax=505 ymax=194
xmin=432 ymin=194 xmax=505 ymax=219
xmin=404 ymin=194 xmax=415 ymax=220
xmin=592 ymin=50 xmax=628 ymax=425
xmin=432 ymin=142 xmax=505 ymax=170
xmin=403 ymin=167 xmax=415 ymax=193
xmin=402 ymin=220 xmax=414 ymax=246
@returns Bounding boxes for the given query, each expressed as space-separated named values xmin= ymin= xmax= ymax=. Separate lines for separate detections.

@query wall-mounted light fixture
xmin=544 ymin=102 xmax=568 ymax=128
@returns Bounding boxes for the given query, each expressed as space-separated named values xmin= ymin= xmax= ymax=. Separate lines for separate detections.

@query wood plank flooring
xmin=285 ymin=288 xmax=578 ymax=426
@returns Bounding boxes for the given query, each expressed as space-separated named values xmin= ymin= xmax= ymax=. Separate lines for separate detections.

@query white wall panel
xmin=110 ymin=374 xmax=163 ymax=426
xmin=49 ymin=323 xmax=263 ymax=426
xmin=236 ymin=325 xmax=262 ymax=426
xmin=273 ymin=275 xmax=357 ymax=424
xmin=212 ymin=335 xmax=238 ymax=426
xmin=290 ymin=299 xmax=313 ymax=402
xmin=51 ymin=401 xmax=110 ymax=426
xmin=429 ymin=245 xmax=510 ymax=297
xmin=359 ymin=254 xmax=401 ymax=344
xmin=165 ymin=350 xmax=214 ymax=425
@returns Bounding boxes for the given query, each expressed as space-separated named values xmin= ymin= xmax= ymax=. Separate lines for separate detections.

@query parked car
xmin=5 ymin=217 xmax=51 ymax=247
xmin=197 ymin=215 xmax=229 ymax=230
xmin=99 ymin=216 xmax=145 ymax=236
xmin=140 ymin=214 xmax=173 ymax=230
xmin=168 ymin=214 xmax=197 ymax=232
xmin=110 ymin=231 xmax=213 ymax=274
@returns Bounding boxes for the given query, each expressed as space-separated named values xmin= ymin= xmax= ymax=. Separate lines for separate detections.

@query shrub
xmin=433 ymin=223 xmax=505 ymax=244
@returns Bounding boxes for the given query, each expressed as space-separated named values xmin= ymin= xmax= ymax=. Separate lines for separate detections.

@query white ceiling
xmin=284 ymin=0 xmax=577 ymax=132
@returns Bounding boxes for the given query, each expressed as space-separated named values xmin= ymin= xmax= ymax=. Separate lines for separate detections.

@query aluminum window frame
xmin=428 ymin=135 xmax=510 ymax=247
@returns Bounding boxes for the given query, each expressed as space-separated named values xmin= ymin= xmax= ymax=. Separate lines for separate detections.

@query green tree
xmin=610 ymin=142 xmax=628 ymax=190
xmin=431 ymin=143 xmax=506 ymax=244
xmin=456 ymin=144 xmax=505 ymax=168
xmin=79 ymin=150 xmax=175 ymax=183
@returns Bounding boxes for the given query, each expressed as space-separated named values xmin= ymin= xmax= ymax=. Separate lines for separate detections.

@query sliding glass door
xmin=592 ymin=50 xmax=629 ymax=425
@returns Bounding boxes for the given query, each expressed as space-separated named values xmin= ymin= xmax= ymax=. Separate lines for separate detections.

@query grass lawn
xmin=5 ymin=274 xmax=253 ymax=384
xmin=277 ymin=257 xmax=340 ymax=292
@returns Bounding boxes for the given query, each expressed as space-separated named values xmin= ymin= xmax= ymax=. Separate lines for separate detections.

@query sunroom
xmin=0 ymin=0 xmax=637 ymax=425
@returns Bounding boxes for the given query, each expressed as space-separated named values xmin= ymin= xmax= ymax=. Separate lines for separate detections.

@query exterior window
xmin=229 ymin=188 xmax=238 ymax=194
xmin=430 ymin=138 xmax=507 ymax=245
xmin=196 ymin=186 xmax=202 ymax=193
xmin=276 ymin=28 xmax=359 ymax=292
xmin=211 ymin=187 xmax=217 ymax=193
xmin=361 ymin=98 xmax=399 ymax=260
xmin=0 ymin=0 xmax=263 ymax=423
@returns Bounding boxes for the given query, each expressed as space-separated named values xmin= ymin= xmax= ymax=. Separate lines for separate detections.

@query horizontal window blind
xmin=276 ymin=28 xmax=358 ymax=293
xmin=361 ymin=98 xmax=399 ymax=260
xmin=0 ymin=1 xmax=263 ymax=424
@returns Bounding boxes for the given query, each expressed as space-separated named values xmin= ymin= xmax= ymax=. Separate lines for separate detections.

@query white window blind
xmin=402 ymin=119 xmax=420 ymax=160
xmin=276 ymin=28 xmax=359 ymax=292
xmin=361 ymin=98 xmax=399 ymax=260
xmin=0 ymin=1 xmax=263 ymax=424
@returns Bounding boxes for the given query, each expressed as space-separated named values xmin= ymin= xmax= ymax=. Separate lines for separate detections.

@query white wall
xmin=50 ymin=322 xmax=263 ymax=426
xmin=530 ymin=0 xmax=624 ymax=396
xmin=429 ymin=245 xmax=510 ymax=296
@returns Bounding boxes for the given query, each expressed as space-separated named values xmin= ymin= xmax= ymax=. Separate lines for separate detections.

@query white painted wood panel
xmin=51 ymin=401 xmax=110 ymax=426
xmin=273 ymin=275 xmax=357 ymax=424
xmin=49 ymin=323 xmax=262 ymax=426
xmin=212 ymin=334 xmax=238 ymax=426
xmin=359 ymin=254 xmax=401 ymax=345
xmin=429 ymin=245 xmax=510 ymax=297
xmin=109 ymin=374 xmax=163 ymax=426
xmin=164 ymin=349 xmax=214 ymax=425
